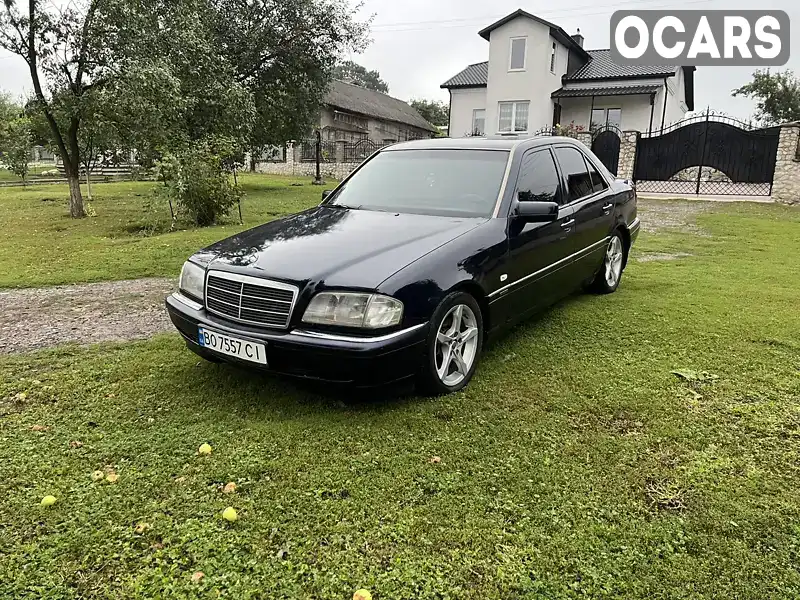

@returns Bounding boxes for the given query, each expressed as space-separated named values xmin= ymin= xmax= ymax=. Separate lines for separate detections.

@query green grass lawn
xmin=1 ymin=201 xmax=799 ymax=598
xmin=0 ymin=173 xmax=324 ymax=288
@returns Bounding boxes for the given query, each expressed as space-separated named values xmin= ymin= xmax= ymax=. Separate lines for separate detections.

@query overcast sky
xmin=2 ymin=0 xmax=798 ymax=120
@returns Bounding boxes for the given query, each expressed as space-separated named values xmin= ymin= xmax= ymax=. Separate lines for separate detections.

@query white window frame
xmin=550 ymin=42 xmax=557 ymax=73
xmin=497 ymin=101 xmax=530 ymax=134
xmin=472 ymin=109 xmax=486 ymax=136
xmin=508 ymin=37 xmax=527 ymax=72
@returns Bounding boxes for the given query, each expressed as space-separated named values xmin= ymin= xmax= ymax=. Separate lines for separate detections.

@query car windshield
xmin=326 ymin=149 xmax=510 ymax=217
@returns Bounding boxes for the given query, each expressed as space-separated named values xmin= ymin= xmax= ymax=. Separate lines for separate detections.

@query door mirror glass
xmin=515 ymin=200 xmax=559 ymax=222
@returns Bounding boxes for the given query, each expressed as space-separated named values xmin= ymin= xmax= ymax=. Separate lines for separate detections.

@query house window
xmin=498 ymin=101 xmax=529 ymax=133
xmin=550 ymin=42 xmax=557 ymax=73
xmin=509 ymin=37 xmax=527 ymax=71
xmin=591 ymin=108 xmax=622 ymax=130
xmin=472 ymin=109 xmax=486 ymax=136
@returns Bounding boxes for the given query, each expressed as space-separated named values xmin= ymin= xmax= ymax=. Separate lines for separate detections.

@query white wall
xmin=559 ymin=93 xmax=658 ymax=132
xmin=663 ymin=68 xmax=689 ymax=127
xmin=550 ymin=68 xmax=692 ymax=134
xmin=484 ymin=17 xmax=568 ymax=135
xmin=448 ymin=88 xmax=487 ymax=137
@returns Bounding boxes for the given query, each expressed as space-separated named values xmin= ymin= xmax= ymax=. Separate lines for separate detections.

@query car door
xmin=497 ymin=146 xmax=576 ymax=321
xmin=553 ymin=145 xmax=616 ymax=282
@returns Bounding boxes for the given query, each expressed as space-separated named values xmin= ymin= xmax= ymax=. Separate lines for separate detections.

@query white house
xmin=442 ymin=9 xmax=695 ymax=138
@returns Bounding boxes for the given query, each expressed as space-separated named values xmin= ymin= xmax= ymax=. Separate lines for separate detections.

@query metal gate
xmin=633 ymin=111 xmax=780 ymax=196
xmin=591 ymin=126 xmax=622 ymax=175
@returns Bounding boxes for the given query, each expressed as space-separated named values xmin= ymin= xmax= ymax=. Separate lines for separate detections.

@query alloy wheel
xmin=435 ymin=304 xmax=479 ymax=387
xmin=605 ymin=236 xmax=624 ymax=288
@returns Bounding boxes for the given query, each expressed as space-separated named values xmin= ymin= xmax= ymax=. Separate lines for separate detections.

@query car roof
xmin=384 ymin=136 xmax=583 ymax=153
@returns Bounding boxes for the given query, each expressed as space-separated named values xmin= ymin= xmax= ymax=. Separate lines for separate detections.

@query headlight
xmin=179 ymin=261 xmax=205 ymax=301
xmin=302 ymin=292 xmax=403 ymax=329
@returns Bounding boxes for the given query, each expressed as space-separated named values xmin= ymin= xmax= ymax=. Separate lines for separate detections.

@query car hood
xmin=204 ymin=206 xmax=485 ymax=289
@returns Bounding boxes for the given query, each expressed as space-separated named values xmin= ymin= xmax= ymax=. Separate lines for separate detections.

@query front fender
xmin=378 ymin=220 xmax=508 ymax=327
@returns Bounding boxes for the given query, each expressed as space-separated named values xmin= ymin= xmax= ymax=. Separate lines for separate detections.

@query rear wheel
xmin=591 ymin=232 xmax=626 ymax=294
xmin=417 ymin=292 xmax=483 ymax=396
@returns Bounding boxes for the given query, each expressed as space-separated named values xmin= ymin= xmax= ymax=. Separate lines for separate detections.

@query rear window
xmin=326 ymin=149 xmax=510 ymax=217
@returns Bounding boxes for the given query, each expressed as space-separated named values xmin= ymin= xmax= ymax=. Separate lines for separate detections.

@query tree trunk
xmin=67 ymin=171 xmax=86 ymax=218
xmin=249 ymin=155 xmax=256 ymax=172
xmin=85 ymin=168 xmax=93 ymax=200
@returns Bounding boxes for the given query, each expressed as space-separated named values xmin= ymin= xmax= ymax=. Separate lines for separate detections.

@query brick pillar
xmin=286 ymin=142 xmax=296 ymax=175
xmin=335 ymin=140 xmax=346 ymax=164
xmin=771 ymin=124 xmax=800 ymax=205
xmin=576 ymin=132 xmax=592 ymax=148
xmin=617 ymin=130 xmax=639 ymax=181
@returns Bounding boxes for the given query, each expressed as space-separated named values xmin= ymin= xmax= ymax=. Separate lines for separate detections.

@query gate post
xmin=617 ymin=130 xmax=639 ymax=181
xmin=576 ymin=131 xmax=592 ymax=148
xmin=695 ymin=110 xmax=711 ymax=194
xmin=771 ymin=123 xmax=800 ymax=205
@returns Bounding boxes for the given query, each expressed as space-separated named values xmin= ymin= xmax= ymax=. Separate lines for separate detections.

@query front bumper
xmin=165 ymin=293 xmax=428 ymax=387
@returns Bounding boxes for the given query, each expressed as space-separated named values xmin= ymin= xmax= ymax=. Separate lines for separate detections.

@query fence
xmin=253 ymin=123 xmax=800 ymax=204
xmin=300 ymin=139 xmax=337 ymax=163
xmin=255 ymin=138 xmax=393 ymax=180
xmin=343 ymin=139 xmax=382 ymax=162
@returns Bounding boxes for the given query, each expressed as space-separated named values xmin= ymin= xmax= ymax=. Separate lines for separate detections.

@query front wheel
xmin=417 ymin=292 xmax=483 ymax=396
xmin=591 ymin=232 xmax=627 ymax=294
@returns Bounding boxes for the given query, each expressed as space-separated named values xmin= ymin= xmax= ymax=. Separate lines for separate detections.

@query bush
xmin=158 ymin=141 xmax=242 ymax=226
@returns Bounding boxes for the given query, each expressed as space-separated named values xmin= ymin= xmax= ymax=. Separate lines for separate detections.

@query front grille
xmin=205 ymin=272 xmax=297 ymax=329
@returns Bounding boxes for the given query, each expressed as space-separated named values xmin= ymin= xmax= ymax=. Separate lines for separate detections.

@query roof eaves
xmin=440 ymin=83 xmax=487 ymax=90
xmin=565 ymin=71 xmax=677 ymax=83
xmin=477 ymin=9 xmax=589 ymax=60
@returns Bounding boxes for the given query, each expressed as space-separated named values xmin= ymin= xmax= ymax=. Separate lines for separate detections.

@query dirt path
xmin=636 ymin=198 xmax=711 ymax=234
xmin=0 ymin=278 xmax=175 ymax=354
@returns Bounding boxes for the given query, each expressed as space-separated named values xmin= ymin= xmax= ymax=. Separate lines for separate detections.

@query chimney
xmin=571 ymin=28 xmax=584 ymax=48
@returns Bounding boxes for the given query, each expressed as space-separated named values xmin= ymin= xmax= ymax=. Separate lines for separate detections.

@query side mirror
xmin=321 ymin=190 xmax=333 ymax=201
xmin=515 ymin=200 xmax=559 ymax=222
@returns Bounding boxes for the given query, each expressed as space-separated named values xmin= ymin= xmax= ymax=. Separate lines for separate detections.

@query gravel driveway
xmin=0 ymin=278 xmax=175 ymax=354
xmin=0 ymin=199 xmax=714 ymax=355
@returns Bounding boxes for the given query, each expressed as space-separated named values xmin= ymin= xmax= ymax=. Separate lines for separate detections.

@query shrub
xmin=158 ymin=141 xmax=242 ymax=226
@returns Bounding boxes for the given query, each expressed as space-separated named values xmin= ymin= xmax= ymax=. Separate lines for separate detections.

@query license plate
xmin=198 ymin=327 xmax=267 ymax=365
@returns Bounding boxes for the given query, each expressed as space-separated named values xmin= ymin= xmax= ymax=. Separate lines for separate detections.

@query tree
xmin=410 ymin=99 xmax=448 ymax=127
xmin=0 ymin=91 xmax=19 ymax=130
xmin=213 ymin=1 xmax=370 ymax=170
xmin=733 ymin=70 xmax=800 ymax=125
xmin=332 ymin=60 xmax=388 ymax=93
xmin=2 ymin=0 xmax=370 ymax=222
xmin=1 ymin=116 xmax=32 ymax=182
xmin=0 ymin=0 xmax=121 ymax=217
xmin=0 ymin=93 xmax=32 ymax=182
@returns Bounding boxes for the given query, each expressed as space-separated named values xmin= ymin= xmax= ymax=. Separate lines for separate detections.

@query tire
xmin=417 ymin=292 xmax=484 ymax=396
xmin=591 ymin=231 xmax=627 ymax=294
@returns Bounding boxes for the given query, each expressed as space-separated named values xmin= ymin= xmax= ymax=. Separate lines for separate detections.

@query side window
xmin=584 ymin=156 xmax=608 ymax=193
xmin=516 ymin=149 xmax=561 ymax=204
xmin=554 ymin=147 xmax=594 ymax=202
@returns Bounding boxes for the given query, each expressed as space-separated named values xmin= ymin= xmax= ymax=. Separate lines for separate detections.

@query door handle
xmin=602 ymin=203 xmax=614 ymax=212
xmin=561 ymin=219 xmax=576 ymax=229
